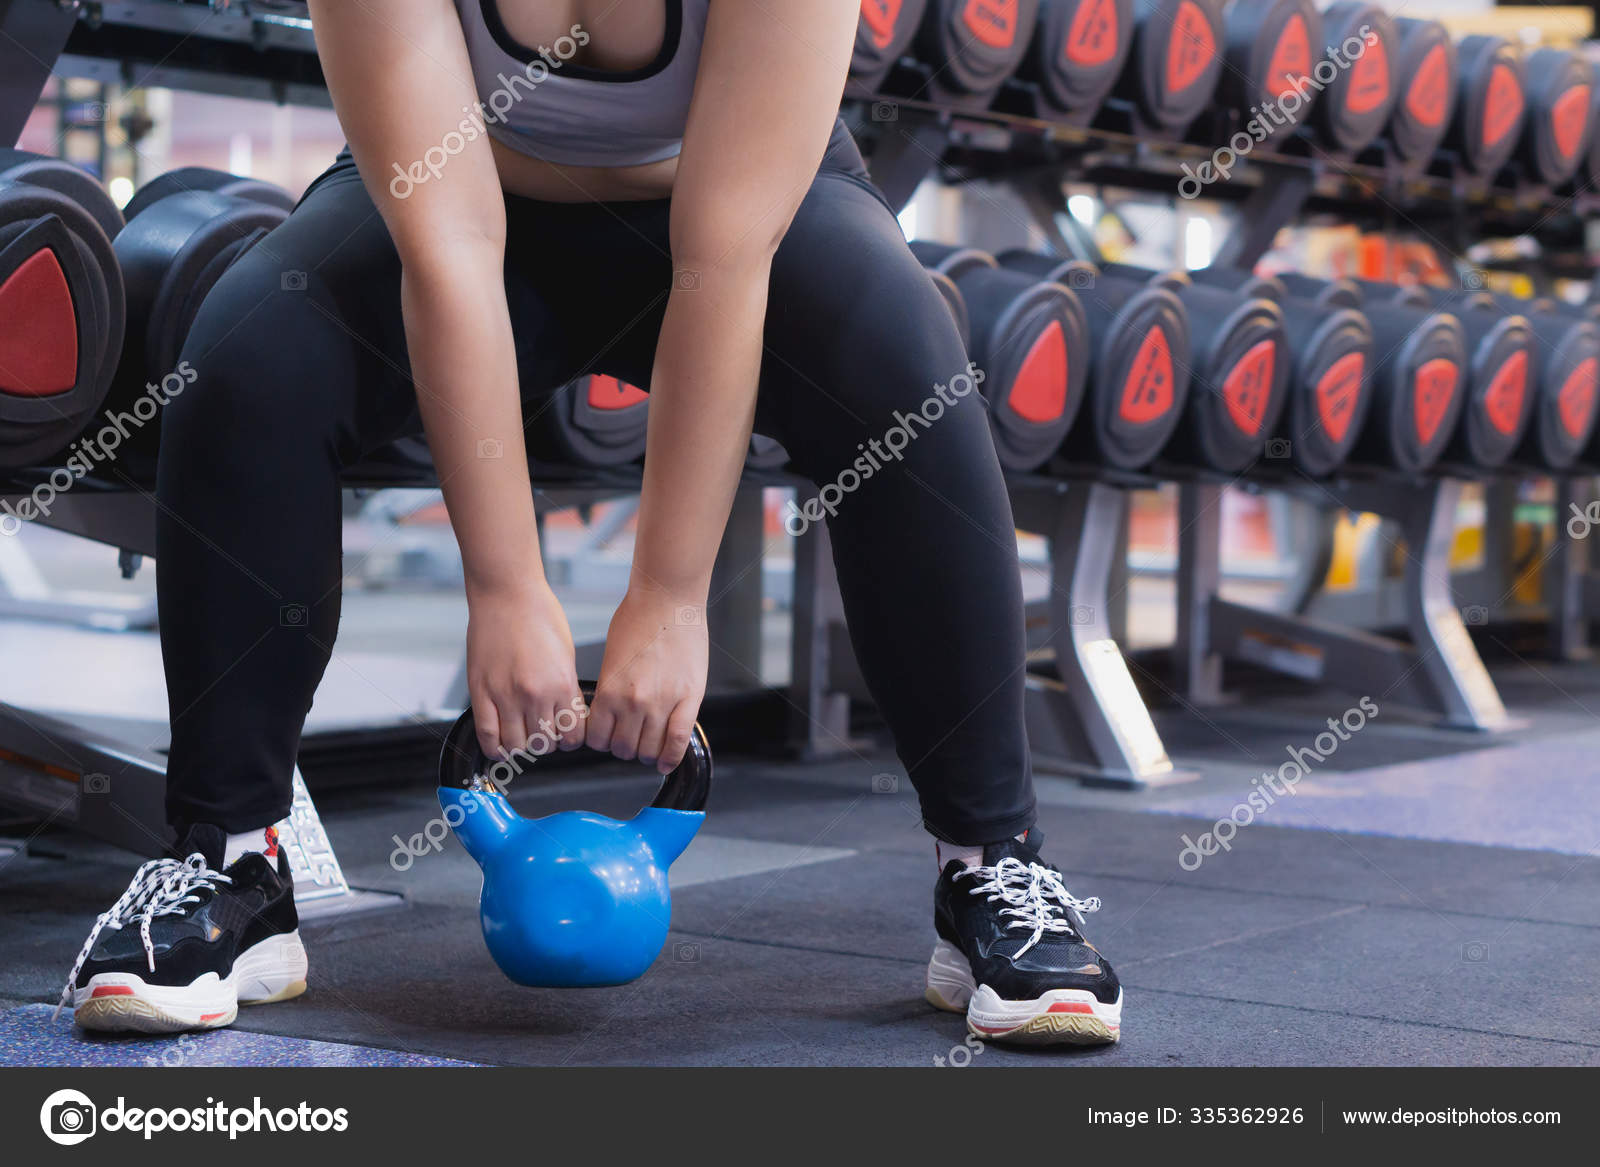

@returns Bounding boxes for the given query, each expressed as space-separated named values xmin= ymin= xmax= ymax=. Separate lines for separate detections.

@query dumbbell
xmin=999 ymin=250 xmax=1190 ymax=470
xmin=1518 ymin=48 xmax=1593 ymax=187
xmin=1017 ymin=0 xmax=1136 ymax=124
xmin=526 ymin=375 xmax=649 ymax=468
xmin=910 ymin=241 xmax=1088 ymax=472
xmin=1277 ymin=275 xmax=1465 ymax=473
xmin=0 ymin=153 xmax=126 ymax=470
xmin=1311 ymin=2 xmax=1398 ymax=156
xmin=1383 ymin=19 xmax=1455 ymax=168
xmin=1487 ymin=295 xmax=1600 ymax=471
xmin=121 ymin=166 xmax=296 ymax=220
xmin=849 ymin=0 xmax=930 ymax=94
xmin=913 ymin=0 xmax=1042 ymax=107
xmin=1215 ymin=0 xmax=1321 ymax=143
xmin=1111 ymin=0 xmax=1224 ymax=135
xmin=927 ymin=267 xmax=972 ymax=349
xmin=1449 ymin=36 xmax=1525 ymax=178
xmin=1189 ymin=267 xmax=1374 ymax=477
xmin=1408 ymin=289 xmax=1535 ymax=470
xmin=1100 ymin=264 xmax=1288 ymax=472
xmin=108 ymin=169 xmax=291 ymax=465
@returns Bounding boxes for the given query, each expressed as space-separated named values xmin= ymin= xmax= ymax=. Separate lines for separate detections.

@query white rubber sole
xmin=73 ymin=931 xmax=308 ymax=1034
xmin=925 ymin=938 xmax=1122 ymax=1046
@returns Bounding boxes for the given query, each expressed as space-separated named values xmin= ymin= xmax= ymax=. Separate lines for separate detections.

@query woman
xmin=59 ymin=0 xmax=1121 ymax=1046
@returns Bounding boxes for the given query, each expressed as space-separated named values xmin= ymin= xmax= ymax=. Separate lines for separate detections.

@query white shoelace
xmin=958 ymin=856 xmax=1102 ymax=959
xmin=54 ymin=854 xmax=231 ymax=1018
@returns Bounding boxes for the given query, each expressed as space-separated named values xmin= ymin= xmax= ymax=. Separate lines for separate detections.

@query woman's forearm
xmin=401 ymin=243 xmax=543 ymax=598
xmin=631 ymin=256 xmax=771 ymax=605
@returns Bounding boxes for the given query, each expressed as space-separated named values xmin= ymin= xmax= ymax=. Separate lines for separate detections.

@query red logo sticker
xmin=1166 ymin=0 xmax=1216 ymax=95
xmin=1119 ymin=328 xmax=1174 ymax=424
xmin=861 ymin=0 xmax=902 ymax=51
xmin=1064 ymin=0 xmax=1119 ymax=68
xmin=1008 ymin=320 xmax=1070 ymax=423
xmin=1482 ymin=62 xmax=1524 ymax=150
xmin=0 ymin=248 xmax=78 ymax=398
xmin=1405 ymin=43 xmax=1450 ymax=129
xmin=1552 ymin=84 xmax=1591 ymax=159
xmin=263 ymin=826 xmax=280 ymax=859
xmin=1558 ymin=357 xmax=1598 ymax=439
xmin=1481 ymin=350 xmax=1528 ymax=437
xmin=586 ymin=375 xmax=648 ymax=411
xmin=962 ymin=0 xmax=1019 ymax=49
xmin=1344 ymin=31 xmax=1390 ymax=116
xmin=1222 ymin=340 xmax=1275 ymax=436
xmin=1413 ymin=358 xmax=1459 ymax=446
xmin=1265 ymin=15 xmax=1311 ymax=100
xmin=1315 ymin=352 xmax=1364 ymax=444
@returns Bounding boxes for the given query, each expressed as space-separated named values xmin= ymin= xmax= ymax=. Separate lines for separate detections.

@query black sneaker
xmin=57 ymin=824 xmax=308 ymax=1033
xmin=926 ymin=835 xmax=1122 ymax=1044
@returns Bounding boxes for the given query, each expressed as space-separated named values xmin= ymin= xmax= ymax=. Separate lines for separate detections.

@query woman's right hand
xmin=465 ymin=580 xmax=586 ymax=766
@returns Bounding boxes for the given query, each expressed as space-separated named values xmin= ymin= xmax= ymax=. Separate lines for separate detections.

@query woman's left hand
xmin=587 ymin=584 xmax=709 ymax=774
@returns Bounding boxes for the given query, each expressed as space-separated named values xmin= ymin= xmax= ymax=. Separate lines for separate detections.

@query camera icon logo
xmin=674 ymin=269 xmax=701 ymax=291
xmin=1462 ymin=604 xmax=1488 ymax=626
xmin=1265 ymin=438 xmax=1292 ymax=460
xmin=279 ymin=603 xmax=308 ymax=627
xmin=1070 ymin=605 xmax=1095 ymax=626
xmin=40 ymin=1088 xmax=97 ymax=1146
xmin=281 ymin=270 xmax=308 ymax=292
xmin=871 ymin=101 xmax=898 ymax=122
xmin=1066 ymin=266 xmax=1095 ymax=290
xmin=673 ymin=941 xmax=701 ymax=963
xmin=477 ymin=438 xmax=504 ymax=460
xmin=1460 ymin=269 xmax=1487 ymax=291
xmin=1462 ymin=941 xmax=1489 ymax=963
xmin=871 ymin=772 xmax=899 ymax=794
xmin=83 ymin=773 xmax=111 ymax=795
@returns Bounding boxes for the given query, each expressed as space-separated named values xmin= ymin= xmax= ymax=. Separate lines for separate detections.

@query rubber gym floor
xmin=4 ymin=526 xmax=1600 ymax=1067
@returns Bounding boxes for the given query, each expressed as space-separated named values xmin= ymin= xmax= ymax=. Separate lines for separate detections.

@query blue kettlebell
xmin=437 ymin=687 xmax=712 ymax=988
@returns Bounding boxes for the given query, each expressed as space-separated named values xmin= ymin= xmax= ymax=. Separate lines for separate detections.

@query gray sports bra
xmin=455 ymin=0 xmax=708 ymax=167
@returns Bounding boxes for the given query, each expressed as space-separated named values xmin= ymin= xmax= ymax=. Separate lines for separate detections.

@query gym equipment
xmin=914 ymin=0 xmax=1042 ymax=106
xmin=1277 ymin=275 xmax=1464 ymax=473
xmin=1000 ymin=249 xmax=1189 ymax=470
xmin=109 ymin=170 xmax=290 ymax=465
xmin=121 ymin=165 xmax=297 ymax=220
xmin=1416 ymin=292 xmax=1534 ymax=471
xmin=1100 ymin=264 xmax=1287 ymax=473
xmin=1496 ymin=297 xmax=1600 ymax=471
xmin=0 ymin=156 xmax=125 ymax=469
xmin=526 ymin=374 xmax=650 ymax=468
xmin=1383 ymin=19 xmax=1455 ymax=167
xmin=0 ymin=149 xmax=125 ymax=242
xmin=1449 ymin=36 xmax=1525 ymax=178
xmin=1518 ymin=48 xmax=1592 ymax=187
xmin=849 ymin=0 xmax=930 ymax=93
xmin=1019 ymin=0 xmax=1136 ymax=124
xmin=1189 ymin=267 xmax=1373 ymax=478
xmin=911 ymin=241 xmax=1089 ymax=472
xmin=1312 ymin=2 xmax=1397 ymax=156
xmin=437 ymin=693 xmax=713 ymax=987
xmin=928 ymin=267 xmax=972 ymax=349
xmin=1215 ymin=0 xmax=1321 ymax=142
xmin=1112 ymin=0 xmax=1224 ymax=135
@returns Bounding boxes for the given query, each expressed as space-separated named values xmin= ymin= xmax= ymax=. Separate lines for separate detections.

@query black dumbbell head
xmin=1274 ymin=298 xmax=1373 ymax=476
xmin=1217 ymin=0 xmax=1321 ymax=141
xmin=1023 ymin=0 xmax=1136 ymax=120
xmin=1451 ymin=36 xmax=1526 ymax=177
xmin=1385 ymin=19 xmax=1455 ymax=164
xmin=1117 ymin=0 xmax=1225 ymax=134
xmin=526 ymin=375 xmax=650 ymax=467
xmin=915 ymin=0 xmax=1042 ymax=100
xmin=1313 ymin=2 xmax=1398 ymax=155
xmin=1519 ymin=48 xmax=1594 ymax=187
xmin=850 ymin=0 xmax=931 ymax=92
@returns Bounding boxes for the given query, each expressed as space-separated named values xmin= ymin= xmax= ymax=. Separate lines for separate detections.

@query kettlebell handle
xmin=437 ymin=683 xmax=713 ymax=812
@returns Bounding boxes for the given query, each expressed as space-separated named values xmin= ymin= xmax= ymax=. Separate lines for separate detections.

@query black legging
xmin=156 ymin=120 xmax=1035 ymax=846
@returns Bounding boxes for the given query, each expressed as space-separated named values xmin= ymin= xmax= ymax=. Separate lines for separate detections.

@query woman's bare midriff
xmin=491 ymin=137 xmax=679 ymax=202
